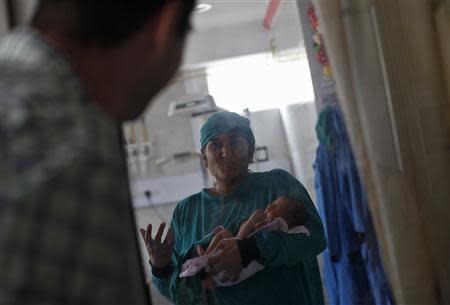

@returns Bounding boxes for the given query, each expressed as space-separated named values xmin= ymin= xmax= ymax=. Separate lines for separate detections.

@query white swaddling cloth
xmin=179 ymin=217 xmax=310 ymax=286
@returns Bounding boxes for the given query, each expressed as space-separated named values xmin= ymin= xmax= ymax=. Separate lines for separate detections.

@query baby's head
xmin=265 ymin=196 xmax=308 ymax=229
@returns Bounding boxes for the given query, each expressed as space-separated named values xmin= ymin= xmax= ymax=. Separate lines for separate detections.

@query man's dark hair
xmin=32 ymin=0 xmax=196 ymax=46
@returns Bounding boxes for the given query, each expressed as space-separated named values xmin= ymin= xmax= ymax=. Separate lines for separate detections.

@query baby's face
xmin=264 ymin=198 xmax=293 ymax=222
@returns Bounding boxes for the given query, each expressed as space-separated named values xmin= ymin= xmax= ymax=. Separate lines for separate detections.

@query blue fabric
xmin=321 ymin=250 xmax=339 ymax=305
xmin=315 ymin=144 xmax=371 ymax=305
xmin=200 ymin=111 xmax=255 ymax=150
xmin=314 ymin=105 xmax=393 ymax=305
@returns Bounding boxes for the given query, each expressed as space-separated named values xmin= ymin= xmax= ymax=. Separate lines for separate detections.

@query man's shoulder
xmin=1 ymin=28 xmax=79 ymax=103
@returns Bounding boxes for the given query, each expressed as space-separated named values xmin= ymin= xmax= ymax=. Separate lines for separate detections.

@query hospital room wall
xmin=129 ymin=77 xmax=200 ymax=303
xmin=131 ymin=73 xmax=320 ymax=304
xmin=128 ymin=76 xmax=203 ymax=284
xmin=126 ymin=69 xmax=299 ymax=191
xmin=125 ymin=73 xmax=297 ymax=207
xmin=281 ymin=103 xmax=319 ymax=204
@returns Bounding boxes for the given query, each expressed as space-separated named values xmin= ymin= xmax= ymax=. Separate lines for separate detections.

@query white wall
xmin=127 ymin=70 xmax=300 ymax=208
xmin=281 ymin=102 xmax=319 ymax=203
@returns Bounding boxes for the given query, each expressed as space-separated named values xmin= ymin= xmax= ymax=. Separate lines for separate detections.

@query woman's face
xmin=203 ymin=132 xmax=252 ymax=186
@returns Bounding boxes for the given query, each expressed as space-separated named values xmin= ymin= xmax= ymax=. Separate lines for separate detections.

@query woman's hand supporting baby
xmin=197 ymin=227 xmax=243 ymax=284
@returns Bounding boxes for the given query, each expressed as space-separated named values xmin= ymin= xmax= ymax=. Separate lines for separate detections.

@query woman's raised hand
xmin=140 ymin=223 xmax=174 ymax=268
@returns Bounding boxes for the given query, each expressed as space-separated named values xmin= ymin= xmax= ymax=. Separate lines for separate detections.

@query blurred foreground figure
xmin=0 ymin=0 xmax=195 ymax=304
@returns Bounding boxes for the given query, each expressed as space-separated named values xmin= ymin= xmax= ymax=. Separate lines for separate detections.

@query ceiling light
xmin=195 ymin=3 xmax=212 ymax=14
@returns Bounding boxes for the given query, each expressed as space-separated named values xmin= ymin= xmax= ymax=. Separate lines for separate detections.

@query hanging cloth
xmin=314 ymin=105 xmax=393 ymax=305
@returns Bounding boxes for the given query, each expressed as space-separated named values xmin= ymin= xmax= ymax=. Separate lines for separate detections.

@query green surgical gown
xmin=153 ymin=169 xmax=326 ymax=305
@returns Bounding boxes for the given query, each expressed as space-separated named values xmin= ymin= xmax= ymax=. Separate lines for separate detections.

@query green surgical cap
xmin=200 ymin=111 xmax=255 ymax=150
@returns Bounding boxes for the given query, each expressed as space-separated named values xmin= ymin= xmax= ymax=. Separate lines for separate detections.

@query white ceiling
xmin=192 ymin=0 xmax=272 ymax=30
xmin=183 ymin=0 xmax=304 ymax=67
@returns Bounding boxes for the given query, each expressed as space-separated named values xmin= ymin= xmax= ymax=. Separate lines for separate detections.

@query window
xmin=207 ymin=52 xmax=314 ymax=113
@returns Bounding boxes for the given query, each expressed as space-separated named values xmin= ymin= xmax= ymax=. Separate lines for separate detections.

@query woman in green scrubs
xmin=141 ymin=111 xmax=326 ymax=305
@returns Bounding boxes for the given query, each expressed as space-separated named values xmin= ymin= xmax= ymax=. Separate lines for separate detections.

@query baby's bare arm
xmin=237 ymin=209 xmax=266 ymax=239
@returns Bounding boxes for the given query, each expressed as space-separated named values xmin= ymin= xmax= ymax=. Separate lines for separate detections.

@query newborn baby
xmin=180 ymin=196 xmax=310 ymax=286
xmin=237 ymin=195 xmax=309 ymax=239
